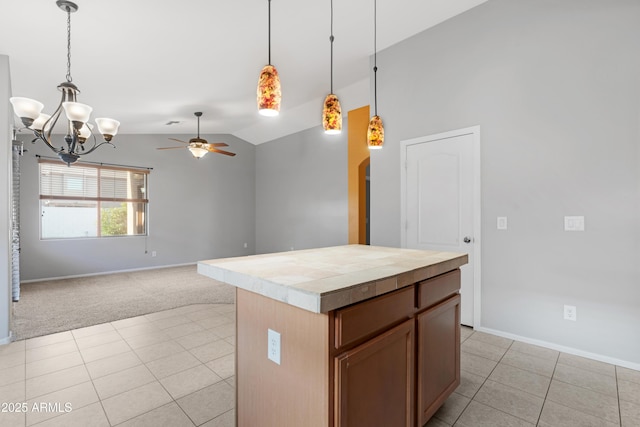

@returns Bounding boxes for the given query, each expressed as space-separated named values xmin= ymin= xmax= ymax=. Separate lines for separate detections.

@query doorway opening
xmin=348 ymin=105 xmax=371 ymax=244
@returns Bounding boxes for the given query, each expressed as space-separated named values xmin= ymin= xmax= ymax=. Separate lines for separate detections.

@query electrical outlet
xmin=268 ymin=329 xmax=281 ymax=365
xmin=564 ymin=305 xmax=577 ymax=321
xmin=151 ymin=251 xmax=157 ymax=257
xmin=243 ymin=242 xmax=248 ymax=248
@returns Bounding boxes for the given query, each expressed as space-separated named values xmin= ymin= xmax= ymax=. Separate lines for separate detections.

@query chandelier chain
xmin=66 ymin=8 xmax=72 ymax=82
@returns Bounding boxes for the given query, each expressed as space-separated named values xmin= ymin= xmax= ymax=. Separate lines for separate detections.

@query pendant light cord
xmin=373 ymin=0 xmax=378 ymax=116
xmin=330 ymin=0 xmax=334 ymax=94
xmin=66 ymin=7 xmax=73 ymax=83
xmin=267 ymin=0 xmax=272 ymax=65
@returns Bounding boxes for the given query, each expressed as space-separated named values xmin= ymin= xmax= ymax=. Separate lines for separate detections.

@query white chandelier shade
xmin=9 ymin=98 xmax=44 ymax=125
xmin=62 ymin=101 xmax=92 ymax=125
xmin=30 ymin=114 xmax=52 ymax=132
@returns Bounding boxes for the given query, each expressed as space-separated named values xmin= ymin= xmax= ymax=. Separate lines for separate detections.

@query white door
xmin=401 ymin=127 xmax=480 ymax=327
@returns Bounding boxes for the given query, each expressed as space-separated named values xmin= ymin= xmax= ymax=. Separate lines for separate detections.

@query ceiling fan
xmin=157 ymin=112 xmax=236 ymax=159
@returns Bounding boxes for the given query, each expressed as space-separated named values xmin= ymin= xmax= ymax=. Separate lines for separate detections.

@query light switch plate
xmin=497 ymin=217 xmax=508 ymax=230
xmin=268 ymin=328 xmax=281 ymax=365
xmin=564 ymin=216 xmax=585 ymax=231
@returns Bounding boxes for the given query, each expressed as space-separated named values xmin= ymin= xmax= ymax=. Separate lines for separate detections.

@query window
xmin=39 ymin=159 xmax=149 ymax=239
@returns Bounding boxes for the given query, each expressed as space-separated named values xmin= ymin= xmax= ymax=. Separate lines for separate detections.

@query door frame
xmin=400 ymin=126 xmax=482 ymax=328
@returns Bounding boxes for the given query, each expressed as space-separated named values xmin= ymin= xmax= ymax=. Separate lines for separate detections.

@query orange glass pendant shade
xmin=257 ymin=64 xmax=281 ymax=116
xmin=322 ymin=94 xmax=342 ymax=134
xmin=367 ymin=115 xmax=384 ymax=149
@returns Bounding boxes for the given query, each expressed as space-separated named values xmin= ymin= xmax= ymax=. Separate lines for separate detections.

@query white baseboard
xmin=475 ymin=326 xmax=640 ymax=372
xmin=0 ymin=331 xmax=12 ymax=346
xmin=20 ymin=262 xmax=197 ymax=284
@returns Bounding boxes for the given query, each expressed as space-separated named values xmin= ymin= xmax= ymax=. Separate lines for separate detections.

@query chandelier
xmin=10 ymin=0 xmax=120 ymax=165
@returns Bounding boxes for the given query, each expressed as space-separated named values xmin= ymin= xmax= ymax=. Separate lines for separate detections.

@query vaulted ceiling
xmin=1 ymin=0 xmax=487 ymax=144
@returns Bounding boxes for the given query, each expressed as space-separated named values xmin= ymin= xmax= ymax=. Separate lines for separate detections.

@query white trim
xmin=476 ymin=326 xmax=640 ymax=372
xmin=0 ymin=331 xmax=12 ymax=345
xmin=20 ymin=262 xmax=196 ymax=284
xmin=400 ymin=126 xmax=482 ymax=328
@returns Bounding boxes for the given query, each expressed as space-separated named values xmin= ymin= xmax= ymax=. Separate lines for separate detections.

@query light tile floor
xmin=0 ymin=304 xmax=235 ymax=427
xmin=429 ymin=327 xmax=640 ymax=427
xmin=1 ymin=304 xmax=639 ymax=426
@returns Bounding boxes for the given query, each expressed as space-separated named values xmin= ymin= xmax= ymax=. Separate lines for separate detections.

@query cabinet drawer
xmin=334 ymin=286 xmax=414 ymax=350
xmin=417 ymin=269 xmax=460 ymax=310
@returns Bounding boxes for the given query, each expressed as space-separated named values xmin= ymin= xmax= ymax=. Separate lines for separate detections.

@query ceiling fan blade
xmin=208 ymin=142 xmax=229 ymax=147
xmin=156 ymin=146 xmax=187 ymax=150
xmin=208 ymin=147 xmax=236 ymax=156
xmin=168 ymin=138 xmax=189 ymax=144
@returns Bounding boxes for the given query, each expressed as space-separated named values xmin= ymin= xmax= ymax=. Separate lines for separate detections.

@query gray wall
xmin=19 ymin=133 xmax=255 ymax=281
xmin=1 ymin=55 xmax=12 ymax=342
xmin=371 ymin=0 xmax=640 ymax=364
xmin=256 ymin=124 xmax=348 ymax=254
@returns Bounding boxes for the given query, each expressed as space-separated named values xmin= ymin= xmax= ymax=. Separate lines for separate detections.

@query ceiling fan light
xmin=188 ymin=146 xmax=208 ymax=159
xmin=322 ymin=94 xmax=342 ymax=134
xmin=62 ymin=101 xmax=92 ymax=127
xmin=257 ymin=64 xmax=281 ymax=116
xmin=367 ymin=115 xmax=384 ymax=149
xmin=96 ymin=118 xmax=120 ymax=139
xmin=30 ymin=113 xmax=52 ymax=132
xmin=10 ymin=97 xmax=44 ymax=126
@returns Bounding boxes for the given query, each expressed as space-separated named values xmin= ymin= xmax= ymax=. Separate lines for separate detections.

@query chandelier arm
xmin=36 ymin=102 xmax=65 ymax=153
xmin=81 ymin=141 xmax=115 ymax=155
xmin=33 ymin=131 xmax=63 ymax=154
xmin=78 ymin=128 xmax=100 ymax=153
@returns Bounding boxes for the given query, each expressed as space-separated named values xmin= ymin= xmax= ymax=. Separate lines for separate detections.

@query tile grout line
xmin=97 ymin=319 xmax=147 ymax=426
xmin=615 ymin=366 xmax=622 ymax=427
xmin=23 ymin=344 xmax=26 ymax=427
xmin=75 ymin=325 xmax=112 ymax=427
xmin=534 ymin=346 xmax=560 ymax=427
xmin=7 ymin=304 xmax=234 ymax=427
xmin=456 ymin=335 xmax=550 ymax=426
xmin=105 ymin=308 xmax=231 ymax=426
xmin=437 ymin=330 xmax=513 ymax=426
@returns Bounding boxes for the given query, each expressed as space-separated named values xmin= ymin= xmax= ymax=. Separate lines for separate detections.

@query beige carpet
xmin=12 ymin=265 xmax=235 ymax=340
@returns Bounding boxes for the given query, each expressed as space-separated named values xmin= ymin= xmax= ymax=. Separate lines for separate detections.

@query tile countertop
xmin=197 ymin=245 xmax=468 ymax=314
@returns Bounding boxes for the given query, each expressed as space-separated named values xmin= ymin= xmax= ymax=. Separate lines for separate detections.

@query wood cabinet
xmin=334 ymin=319 xmax=415 ymax=427
xmin=416 ymin=294 xmax=461 ymax=425
xmin=234 ymin=269 xmax=461 ymax=427
xmin=415 ymin=269 xmax=461 ymax=426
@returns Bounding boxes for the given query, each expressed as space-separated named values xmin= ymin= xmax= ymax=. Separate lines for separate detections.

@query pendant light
xmin=257 ymin=0 xmax=282 ymax=116
xmin=322 ymin=0 xmax=342 ymax=135
xmin=10 ymin=0 xmax=120 ymax=165
xmin=367 ymin=0 xmax=384 ymax=149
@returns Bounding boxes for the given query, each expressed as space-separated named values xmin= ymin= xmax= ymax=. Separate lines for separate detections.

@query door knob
xmin=463 ymin=236 xmax=472 ymax=243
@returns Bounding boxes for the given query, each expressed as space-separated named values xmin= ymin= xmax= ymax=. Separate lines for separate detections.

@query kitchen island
xmin=198 ymin=245 xmax=468 ymax=427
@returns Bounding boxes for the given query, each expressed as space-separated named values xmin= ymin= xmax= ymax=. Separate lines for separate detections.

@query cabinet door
xmin=416 ymin=294 xmax=461 ymax=426
xmin=334 ymin=319 xmax=414 ymax=427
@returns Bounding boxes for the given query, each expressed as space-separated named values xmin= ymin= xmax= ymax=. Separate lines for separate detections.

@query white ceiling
xmin=1 ymin=0 xmax=487 ymax=144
